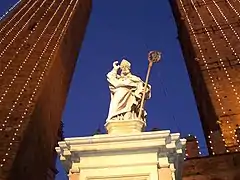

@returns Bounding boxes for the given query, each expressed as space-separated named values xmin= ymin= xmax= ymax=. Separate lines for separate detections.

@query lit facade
xmin=0 ymin=0 xmax=91 ymax=179
xmin=169 ymin=0 xmax=240 ymax=154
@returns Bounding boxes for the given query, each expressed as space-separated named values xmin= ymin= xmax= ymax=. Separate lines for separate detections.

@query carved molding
xmin=158 ymin=163 xmax=170 ymax=168
xmin=70 ymin=166 xmax=80 ymax=173
xmin=56 ymin=129 xmax=186 ymax=180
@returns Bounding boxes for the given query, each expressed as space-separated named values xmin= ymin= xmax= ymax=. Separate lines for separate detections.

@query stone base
xmin=105 ymin=119 xmax=146 ymax=135
xmin=56 ymin=130 xmax=186 ymax=180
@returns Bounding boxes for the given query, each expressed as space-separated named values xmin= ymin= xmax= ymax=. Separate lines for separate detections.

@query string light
xmin=185 ymin=134 xmax=191 ymax=157
xmin=203 ymin=0 xmax=240 ymax=96
xmin=208 ymin=131 xmax=219 ymax=154
xmin=0 ymin=0 xmax=22 ymax=22
xmin=185 ymin=135 xmax=202 ymax=156
xmin=0 ymin=0 xmax=58 ymax=103
xmin=211 ymin=0 xmax=240 ymax=41
xmin=0 ymin=0 xmax=63 ymax=129
xmin=0 ymin=0 xmax=56 ymax=78
xmin=223 ymin=0 xmax=240 ymax=19
xmin=235 ymin=128 xmax=240 ymax=150
xmin=0 ymin=0 xmax=34 ymax=35
xmin=179 ymin=0 xmax=228 ymax=154
xmin=196 ymin=139 xmax=202 ymax=155
xmin=0 ymin=0 xmax=80 ymax=167
xmin=189 ymin=0 xmax=240 ymax=152
xmin=179 ymin=0 xmax=227 ymax=114
xmin=0 ymin=0 xmax=42 ymax=59
xmin=211 ymin=0 xmax=240 ymax=148
xmin=201 ymin=0 xmax=240 ymax=150
xmin=208 ymin=130 xmax=227 ymax=154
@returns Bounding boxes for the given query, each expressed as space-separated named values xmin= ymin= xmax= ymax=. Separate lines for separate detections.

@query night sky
xmin=1 ymin=0 xmax=208 ymax=179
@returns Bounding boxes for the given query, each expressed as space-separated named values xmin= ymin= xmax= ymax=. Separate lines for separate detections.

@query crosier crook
xmin=138 ymin=51 xmax=161 ymax=120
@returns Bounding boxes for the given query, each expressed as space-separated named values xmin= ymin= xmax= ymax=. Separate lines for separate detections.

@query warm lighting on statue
xmin=106 ymin=51 xmax=161 ymax=123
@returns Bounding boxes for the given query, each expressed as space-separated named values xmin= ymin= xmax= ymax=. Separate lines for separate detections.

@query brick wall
xmin=183 ymin=152 xmax=240 ymax=180
xmin=0 ymin=0 xmax=91 ymax=179
xmin=169 ymin=0 xmax=240 ymax=154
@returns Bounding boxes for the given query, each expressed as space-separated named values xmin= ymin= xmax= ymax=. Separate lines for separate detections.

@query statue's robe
xmin=106 ymin=68 xmax=151 ymax=121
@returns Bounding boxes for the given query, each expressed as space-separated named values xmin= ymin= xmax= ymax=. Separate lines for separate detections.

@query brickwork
xmin=183 ymin=152 xmax=240 ymax=180
xmin=185 ymin=135 xmax=201 ymax=158
xmin=0 ymin=0 xmax=91 ymax=179
xmin=169 ymin=0 xmax=240 ymax=154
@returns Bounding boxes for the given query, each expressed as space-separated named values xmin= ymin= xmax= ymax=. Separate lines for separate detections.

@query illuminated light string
xmin=0 ymin=0 xmax=58 ymax=79
xmin=208 ymin=131 xmax=223 ymax=154
xmin=209 ymin=130 xmax=240 ymax=153
xmin=0 ymin=0 xmax=36 ymax=75
xmin=190 ymin=0 xmax=238 ymax=151
xmin=211 ymin=0 xmax=240 ymax=41
xmin=0 ymin=0 xmax=33 ymax=34
xmin=204 ymin=0 xmax=240 ymax=94
xmin=179 ymin=0 xmax=229 ymax=154
xmin=0 ymin=0 xmax=58 ymax=104
xmin=202 ymin=0 xmax=240 ymax=148
xmin=224 ymin=0 xmax=240 ymax=19
xmin=0 ymin=0 xmax=67 ymax=129
xmin=0 ymin=0 xmax=43 ymax=59
xmin=178 ymin=0 xmax=227 ymax=133
xmin=0 ymin=0 xmax=22 ymax=21
xmin=210 ymin=0 xmax=240 ymax=146
xmin=195 ymin=137 xmax=202 ymax=155
xmin=191 ymin=0 xmax=239 ymax=105
xmin=0 ymin=0 xmax=79 ymax=167
xmin=234 ymin=128 xmax=240 ymax=145
xmin=185 ymin=134 xmax=202 ymax=156
xmin=0 ymin=31 xmax=32 ymax=77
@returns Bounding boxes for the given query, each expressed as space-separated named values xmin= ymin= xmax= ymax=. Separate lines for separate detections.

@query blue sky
xmin=1 ymin=0 xmax=207 ymax=179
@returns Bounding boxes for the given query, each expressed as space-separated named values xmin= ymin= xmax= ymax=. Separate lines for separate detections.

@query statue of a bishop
xmin=106 ymin=59 xmax=151 ymax=122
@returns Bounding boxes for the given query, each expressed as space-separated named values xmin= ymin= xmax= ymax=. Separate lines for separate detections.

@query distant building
xmin=169 ymin=0 xmax=240 ymax=154
xmin=0 ymin=0 xmax=91 ymax=179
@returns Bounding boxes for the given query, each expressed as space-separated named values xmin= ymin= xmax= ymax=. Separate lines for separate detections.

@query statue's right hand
xmin=113 ymin=61 xmax=120 ymax=70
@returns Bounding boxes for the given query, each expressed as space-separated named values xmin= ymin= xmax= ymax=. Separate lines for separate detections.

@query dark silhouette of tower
xmin=169 ymin=0 xmax=240 ymax=155
xmin=0 ymin=0 xmax=91 ymax=179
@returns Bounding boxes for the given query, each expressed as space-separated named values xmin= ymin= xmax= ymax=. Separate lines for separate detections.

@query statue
xmin=106 ymin=59 xmax=151 ymax=122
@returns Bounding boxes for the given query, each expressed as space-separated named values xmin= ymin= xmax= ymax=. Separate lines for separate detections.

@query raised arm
xmin=107 ymin=61 xmax=120 ymax=86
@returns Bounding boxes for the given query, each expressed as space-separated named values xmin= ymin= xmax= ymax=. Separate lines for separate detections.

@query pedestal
xmin=56 ymin=129 xmax=186 ymax=180
xmin=105 ymin=119 xmax=146 ymax=135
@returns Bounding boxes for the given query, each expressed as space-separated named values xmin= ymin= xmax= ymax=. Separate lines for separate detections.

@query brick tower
xmin=0 ymin=0 xmax=91 ymax=179
xmin=169 ymin=0 xmax=240 ymax=154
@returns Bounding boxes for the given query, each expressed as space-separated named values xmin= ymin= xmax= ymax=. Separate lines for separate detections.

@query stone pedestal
xmin=105 ymin=119 xmax=146 ymax=135
xmin=56 ymin=129 xmax=186 ymax=180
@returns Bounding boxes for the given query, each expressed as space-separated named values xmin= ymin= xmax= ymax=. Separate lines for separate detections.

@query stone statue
xmin=106 ymin=59 xmax=151 ymax=122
